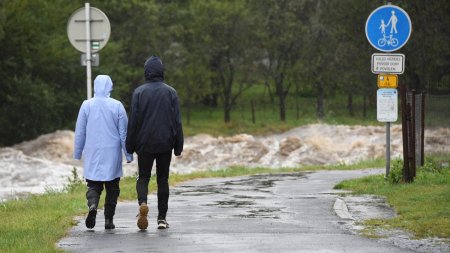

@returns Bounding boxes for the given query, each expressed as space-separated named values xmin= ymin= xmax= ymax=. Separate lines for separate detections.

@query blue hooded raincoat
xmin=74 ymin=75 xmax=133 ymax=181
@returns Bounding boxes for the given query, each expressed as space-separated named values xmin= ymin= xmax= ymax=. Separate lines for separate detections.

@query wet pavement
xmin=58 ymin=169 xmax=417 ymax=253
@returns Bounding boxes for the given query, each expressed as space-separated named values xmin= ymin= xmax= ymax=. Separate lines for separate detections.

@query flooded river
xmin=1 ymin=124 xmax=449 ymax=201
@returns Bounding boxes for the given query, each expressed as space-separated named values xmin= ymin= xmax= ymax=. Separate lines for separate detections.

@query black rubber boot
xmin=85 ymin=204 xmax=97 ymax=229
xmin=105 ymin=218 xmax=115 ymax=229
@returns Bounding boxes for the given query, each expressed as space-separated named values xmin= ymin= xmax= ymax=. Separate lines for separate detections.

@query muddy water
xmin=1 ymin=124 xmax=449 ymax=201
xmin=172 ymin=124 xmax=450 ymax=172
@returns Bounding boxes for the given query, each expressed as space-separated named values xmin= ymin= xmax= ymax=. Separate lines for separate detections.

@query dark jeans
xmin=136 ymin=152 xmax=172 ymax=219
xmin=86 ymin=178 xmax=120 ymax=219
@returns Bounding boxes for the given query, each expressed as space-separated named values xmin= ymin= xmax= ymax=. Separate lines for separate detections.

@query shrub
xmin=387 ymin=158 xmax=403 ymax=184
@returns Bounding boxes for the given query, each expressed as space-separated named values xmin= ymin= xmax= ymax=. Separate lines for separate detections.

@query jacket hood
xmin=144 ymin=56 xmax=164 ymax=82
xmin=94 ymin=75 xmax=113 ymax=97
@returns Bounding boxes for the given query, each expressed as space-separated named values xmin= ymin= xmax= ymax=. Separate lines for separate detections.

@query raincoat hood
xmin=144 ymin=56 xmax=164 ymax=82
xmin=94 ymin=75 xmax=113 ymax=97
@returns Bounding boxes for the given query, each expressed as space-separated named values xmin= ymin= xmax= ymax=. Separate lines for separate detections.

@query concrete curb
xmin=333 ymin=197 xmax=355 ymax=220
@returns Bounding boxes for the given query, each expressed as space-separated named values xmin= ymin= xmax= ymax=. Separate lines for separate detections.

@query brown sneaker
xmin=137 ymin=203 xmax=149 ymax=230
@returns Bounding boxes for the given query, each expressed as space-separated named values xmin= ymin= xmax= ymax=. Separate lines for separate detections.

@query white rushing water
xmin=1 ymin=124 xmax=449 ymax=201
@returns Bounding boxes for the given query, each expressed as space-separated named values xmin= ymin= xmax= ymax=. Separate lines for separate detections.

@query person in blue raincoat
xmin=74 ymin=75 xmax=133 ymax=230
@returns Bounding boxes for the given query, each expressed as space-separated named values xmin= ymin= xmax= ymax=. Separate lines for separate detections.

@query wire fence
xmin=425 ymin=94 xmax=450 ymax=128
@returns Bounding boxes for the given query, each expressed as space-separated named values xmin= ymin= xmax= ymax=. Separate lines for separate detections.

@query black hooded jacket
xmin=126 ymin=56 xmax=184 ymax=156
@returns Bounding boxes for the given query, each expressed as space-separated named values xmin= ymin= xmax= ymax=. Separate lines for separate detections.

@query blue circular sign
xmin=365 ymin=5 xmax=412 ymax=52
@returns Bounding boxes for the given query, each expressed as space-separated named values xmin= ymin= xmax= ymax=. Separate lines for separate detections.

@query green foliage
xmin=64 ymin=168 xmax=84 ymax=193
xmin=387 ymin=158 xmax=404 ymax=184
xmin=1 ymin=0 xmax=449 ymax=146
xmin=420 ymin=158 xmax=445 ymax=174
xmin=0 ymin=0 xmax=83 ymax=146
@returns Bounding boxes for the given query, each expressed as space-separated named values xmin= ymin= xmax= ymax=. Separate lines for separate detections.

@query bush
xmin=420 ymin=158 xmax=444 ymax=173
xmin=64 ymin=167 xmax=84 ymax=193
xmin=387 ymin=158 xmax=403 ymax=184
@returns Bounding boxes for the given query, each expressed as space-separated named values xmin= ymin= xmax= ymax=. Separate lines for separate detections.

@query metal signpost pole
xmin=386 ymin=122 xmax=390 ymax=177
xmin=84 ymin=3 xmax=92 ymax=99
xmin=384 ymin=0 xmax=391 ymax=180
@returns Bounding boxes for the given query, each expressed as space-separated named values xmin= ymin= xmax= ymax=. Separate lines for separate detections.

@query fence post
xmin=411 ymin=90 xmax=416 ymax=178
xmin=420 ymin=93 xmax=425 ymax=166
xmin=400 ymin=83 xmax=412 ymax=182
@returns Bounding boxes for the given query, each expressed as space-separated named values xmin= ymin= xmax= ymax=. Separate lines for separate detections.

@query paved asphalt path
xmin=58 ymin=169 xmax=414 ymax=253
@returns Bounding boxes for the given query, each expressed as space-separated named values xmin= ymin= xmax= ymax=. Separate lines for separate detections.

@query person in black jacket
xmin=126 ymin=56 xmax=183 ymax=230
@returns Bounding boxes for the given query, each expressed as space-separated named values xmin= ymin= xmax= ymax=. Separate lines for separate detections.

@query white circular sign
xmin=67 ymin=7 xmax=111 ymax=53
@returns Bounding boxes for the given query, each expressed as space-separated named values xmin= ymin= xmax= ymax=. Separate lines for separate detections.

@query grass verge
xmin=334 ymin=157 xmax=450 ymax=239
xmin=0 ymin=160 xmax=384 ymax=253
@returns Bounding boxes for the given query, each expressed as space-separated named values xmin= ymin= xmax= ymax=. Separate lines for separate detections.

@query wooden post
xmin=420 ymin=93 xmax=425 ymax=166
xmin=411 ymin=90 xmax=416 ymax=178
xmin=251 ymin=100 xmax=256 ymax=124
xmin=400 ymin=83 xmax=412 ymax=182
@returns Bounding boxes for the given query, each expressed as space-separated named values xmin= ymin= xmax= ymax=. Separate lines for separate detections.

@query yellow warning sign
xmin=377 ymin=74 xmax=398 ymax=88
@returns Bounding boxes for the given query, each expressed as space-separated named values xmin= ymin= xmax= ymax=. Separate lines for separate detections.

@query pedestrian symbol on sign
xmin=377 ymin=10 xmax=400 ymax=47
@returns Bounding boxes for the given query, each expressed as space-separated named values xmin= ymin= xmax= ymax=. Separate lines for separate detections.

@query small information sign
xmin=372 ymin=53 xmax=405 ymax=74
xmin=377 ymin=88 xmax=398 ymax=122
xmin=81 ymin=53 xmax=99 ymax=66
xmin=378 ymin=74 xmax=398 ymax=88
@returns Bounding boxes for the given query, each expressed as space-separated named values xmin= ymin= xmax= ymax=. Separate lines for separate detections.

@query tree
xmin=320 ymin=0 xmax=379 ymax=117
xmin=0 ymin=0 xmax=83 ymax=146
xmin=401 ymin=1 xmax=450 ymax=93
xmin=302 ymin=0 xmax=338 ymax=119
xmin=252 ymin=0 xmax=311 ymax=121
xmin=189 ymin=0 xmax=259 ymax=123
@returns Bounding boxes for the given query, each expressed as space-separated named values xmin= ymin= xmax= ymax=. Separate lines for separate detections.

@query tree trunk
xmin=251 ymin=100 xmax=256 ymax=124
xmin=316 ymin=82 xmax=324 ymax=119
xmin=279 ymin=92 xmax=286 ymax=121
xmin=275 ymin=75 xmax=287 ymax=121
xmin=347 ymin=93 xmax=354 ymax=117
xmin=363 ymin=94 xmax=367 ymax=118
xmin=186 ymin=100 xmax=191 ymax=126
xmin=224 ymin=105 xmax=231 ymax=123
xmin=223 ymin=81 xmax=232 ymax=123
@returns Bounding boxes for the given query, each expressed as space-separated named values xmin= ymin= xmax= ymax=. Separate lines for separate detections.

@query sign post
xmin=84 ymin=3 xmax=92 ymax=99
xmin=67 ymin=3 xmax=111 ymax=99
xmin=366 ymin=3 xmax=411 ymax=178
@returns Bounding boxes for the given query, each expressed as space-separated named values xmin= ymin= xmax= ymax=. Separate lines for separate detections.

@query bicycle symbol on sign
xmin=377 ymin=10 xmax=399 ymax=48
xmin=378 ymin=34 xmax=399 ymax=47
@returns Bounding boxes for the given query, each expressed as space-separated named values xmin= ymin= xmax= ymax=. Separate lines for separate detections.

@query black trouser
xmin=136 ymin=152 xmax=171 ymax=219
xmin=86 ymin=178 xmax=120 ymax=219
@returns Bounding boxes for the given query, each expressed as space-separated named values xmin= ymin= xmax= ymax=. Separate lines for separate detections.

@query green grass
xmin=181 ymin=85 xmax=449 ymax=137
xmin=0 ymin=154 xmax=446 ymax=252
xmin=183 ymin=87 xmax=380 ymax=137
xmin=0 ymin=161 xmax=384 ymax=253
xmin=335 ymin=158 xmax=450 ymax=239
xmin=183 ymin=103 xmax=380 ymax=137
